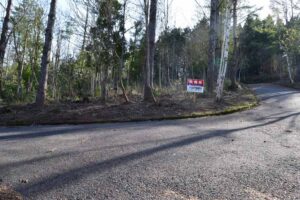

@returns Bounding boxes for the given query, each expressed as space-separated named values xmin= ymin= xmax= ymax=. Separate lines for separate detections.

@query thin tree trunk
xmin=53 ymin=31 xmax=61 ymax=100
xmin=0 ymin=0 xmax=13 ymax=97
xmin=91 ymin=73 xmax=95 ymax=97
xmin=18 ymin=30 xmax=29 ymax=99
xmin=286 ymin=53 xmax=294 ymax=84
xmin=229 ymin=0 xmax=239 ymax=89
xmin=13 ymin=29 xmax=28 ymax=100
xmin=158 ymin=51 xmax=162 ymax=88
xmin=216 ymin=2 xmax=232 ymax=102
xmin=144 ymin=0 xmax=157 ymax=102
xmin=167 ymin=48 xmax=171 ymax=86
xmin=101 ymin=1 xmax=113 ymax=102
xmin=113 ymin=63 xmax=118 ymax=93
xmin=35 ymin=0 xmax=57 ymax=106
xmin=28 ymin=17 xmax=41 ymax=93
xmin=101 ymin=65 xmax=108 ymax=102
xmin=17 ymin=61 xmax=24 ymax=98
xmin=119 ymin=0 xmax=129 ymax=103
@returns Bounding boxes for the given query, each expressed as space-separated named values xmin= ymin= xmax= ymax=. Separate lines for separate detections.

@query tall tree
xmin=91 ymin=0 xmax=122 ymax=102
xmin=35 ymin=0 xmax=57 ymax=106
xmin=207 ymin=0 xmax=220 ymax=94
xmin=143 ymin=0 xmax=157 ymax=102
xmin=229 ymin=0 xmax=239 ymax=89
xmin=118 ymin=0 xmax=129 ymax=102
xmin=0 ymin=0 xmax=13 ymax=97
xmin=216 ymin=1 xmax=232 ymax=101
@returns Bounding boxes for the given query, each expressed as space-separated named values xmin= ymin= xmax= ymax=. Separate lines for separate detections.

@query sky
xmin=0 ymin=0 xmax=273 ymax=28
xmin=57 ymin=0 xmax=273 ymax=29
xmin=172 ymin=0 xmax=272 ymax=28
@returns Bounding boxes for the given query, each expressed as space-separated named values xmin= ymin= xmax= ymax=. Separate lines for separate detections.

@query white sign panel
xmin=187 ymin=79 xmax=204 ymax=93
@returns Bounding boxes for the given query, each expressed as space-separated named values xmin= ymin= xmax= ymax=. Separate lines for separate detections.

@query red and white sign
xmin=187 ymin=79 xmax=204 ymax=93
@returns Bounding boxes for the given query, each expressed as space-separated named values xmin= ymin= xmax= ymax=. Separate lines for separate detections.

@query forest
xmin=0 ymin=0 xmax=300 ymax=124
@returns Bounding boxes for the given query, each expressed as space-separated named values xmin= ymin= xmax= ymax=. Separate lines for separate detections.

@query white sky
xmin=0 ymin=0 xmax=272 ymax=28
xmin=58 ymin=0 xmax=272 ymax=28
xmin=172 ymin=0 xmax=272 ymax=28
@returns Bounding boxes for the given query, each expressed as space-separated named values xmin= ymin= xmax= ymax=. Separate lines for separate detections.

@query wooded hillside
xmin=0 ymin=0 xmax=299 ymax=107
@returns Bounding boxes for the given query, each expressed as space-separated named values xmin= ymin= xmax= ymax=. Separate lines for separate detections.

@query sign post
xmin=187 ymin=79 xmax=204 ymax=102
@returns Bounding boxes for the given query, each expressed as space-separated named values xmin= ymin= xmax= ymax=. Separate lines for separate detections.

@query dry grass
xmin=0 ymin=87 xmax=258 ymax=126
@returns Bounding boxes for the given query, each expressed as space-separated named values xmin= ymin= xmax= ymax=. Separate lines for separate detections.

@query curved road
xmin=0 ymin=84 xmax=299 ymax=200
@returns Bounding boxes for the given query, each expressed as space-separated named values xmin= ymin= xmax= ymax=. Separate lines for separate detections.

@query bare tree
xmin=270 ymin=0 xmax=300 ymax=24
xmin=35 ymin=0 xmax=57 ymax=106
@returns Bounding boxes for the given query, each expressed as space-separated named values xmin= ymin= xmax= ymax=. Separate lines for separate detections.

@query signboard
xmin=187 ymin=79 xmax=204 ymax=93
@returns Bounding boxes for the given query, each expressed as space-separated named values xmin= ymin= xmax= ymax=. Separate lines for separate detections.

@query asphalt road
xmin=0 ymin=84 xmax=299 ymax=200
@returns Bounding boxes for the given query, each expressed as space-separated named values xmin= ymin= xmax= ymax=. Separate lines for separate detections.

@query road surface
xmin=0 ymin=84 xmax=299 ymax=200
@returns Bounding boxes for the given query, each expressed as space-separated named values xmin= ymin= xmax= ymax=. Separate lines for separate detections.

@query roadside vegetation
xmin=0 ymin=85 xmax=257 ymax=126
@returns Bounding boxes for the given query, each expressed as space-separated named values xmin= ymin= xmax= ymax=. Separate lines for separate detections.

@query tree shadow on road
xmin=0 ymin=121 xmax=183 ymax=140
xmin=258 ymin=91 xmax=299 ymax=101
xmin=13 ymin=111 xmax=300 ymax=198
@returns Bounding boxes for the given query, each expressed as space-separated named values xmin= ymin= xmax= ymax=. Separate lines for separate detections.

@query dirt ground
xmin=0 ymin=88 xmax=257 ymax=126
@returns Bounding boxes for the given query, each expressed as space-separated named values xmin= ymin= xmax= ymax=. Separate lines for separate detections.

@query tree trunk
xmin=101 ymin=1 xmax=114 ymax=102
xmin=28 ymin=16 xmax=41 ymax=94
xmin=119 ymin=1 xmax=129 ymax=103
xmin=207 ymin=0 xmax=219 ymax=94
xmin=18 ymin=30 xmax=29 ymax=99
xmin=144 ymin=0 xmax=157 ymax=102
xmin=216 ymin=2 xmax=232 ymax=102
xmin=229 ymin=0 xmax=239 ymax=90
xmin=35 ymin=0 xmax=57 ymax=106
xmin=0 ymin=0 xmax=13 ymax=97
xmin=17 ymin=61 xmax=24 ymax=98
xmin=13 ymin=27 xmax=28 ymax=100
xmin=167 ymin=49 xmax=171 ymax=86
xmin=53 ymin=31 xmax=61 ymax=100
xmin=158 ymin=51 xmax=162 ymax=88
xmin=285 ymin=53 xmax=294 ymax=84
xmin=101 ymin=65 xmax=108 ymax=102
